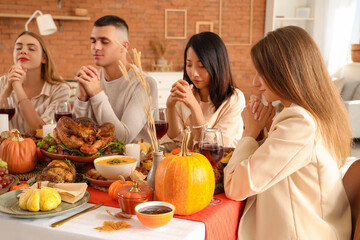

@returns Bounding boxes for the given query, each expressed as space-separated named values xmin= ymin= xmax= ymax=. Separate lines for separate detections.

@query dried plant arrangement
xmin=150 ymin=39 xmax=168 ymax=57
xmin=117 ymin=42 xmax=159 ymax=152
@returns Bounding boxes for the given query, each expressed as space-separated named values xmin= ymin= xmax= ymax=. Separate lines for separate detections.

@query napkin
xmin=30 ymin=181 xmax=88 ymax=204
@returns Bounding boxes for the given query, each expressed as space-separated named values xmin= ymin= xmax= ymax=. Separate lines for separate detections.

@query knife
xmin=51 ymin=202 xmax=104 ymax=228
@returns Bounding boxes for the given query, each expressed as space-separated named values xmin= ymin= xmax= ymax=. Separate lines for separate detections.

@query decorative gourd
xmin=10 ymin=182 xmax=29 ymax=191
xmin=0 ymin=129 xmax=37 ymax=174
xmin=155 ymin=127 xmax=215 ymax=215
xmin=19 ymin=184 xmax=61 ymax=212
xmin=108 ymin=176 xmax=133 ymax=201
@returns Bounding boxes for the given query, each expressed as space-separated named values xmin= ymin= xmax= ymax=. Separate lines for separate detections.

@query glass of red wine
xmin=0 ymin=96 xmax=16 ymax=126
xmin=54 ymin=101 xmax=72 ymax=122
xmin=153 ymin=107 xmax=168 ymax=148
xmin=199 ymin=128 xmax=224 ymax=205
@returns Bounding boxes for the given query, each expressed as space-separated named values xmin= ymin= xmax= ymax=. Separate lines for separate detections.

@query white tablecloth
xmin=0 ymin=203 xmax=205 ymax=240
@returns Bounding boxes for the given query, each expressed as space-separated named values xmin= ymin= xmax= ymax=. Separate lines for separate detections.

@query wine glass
xmin=0 ymin=96 xmax=16 ymax=121
xmin=54 ymin=101 xmax=72 ymax=122
xmin=199 ymin=128 xmax=224 ymax=205
xmin=153 ymin=107 xmax=168 ymax=148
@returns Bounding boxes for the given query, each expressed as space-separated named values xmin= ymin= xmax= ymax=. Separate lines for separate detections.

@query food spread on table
xmin=0 ymin=121 xmax=234 ymax=235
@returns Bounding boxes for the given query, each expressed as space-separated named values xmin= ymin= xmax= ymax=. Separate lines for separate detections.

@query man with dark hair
xmin=73 ymin=15 xmax=158 ymax=143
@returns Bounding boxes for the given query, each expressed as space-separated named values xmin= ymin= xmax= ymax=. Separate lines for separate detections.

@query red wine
xmin=55 ymin=112 xmax=73 ymax=122
xmin=155 ymin=120 xmax=168 ymax=139
xmin=200 ymin=144 xmax=224 ymax=167
xmin=0 ymin=108 xmax=15 ymax=120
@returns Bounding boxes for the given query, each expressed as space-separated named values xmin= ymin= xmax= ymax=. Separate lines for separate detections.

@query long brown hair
xmin=15 ymin=31 xmax=65 ymax=85
xmin=251 ymin=26 xmax=352 ymax=167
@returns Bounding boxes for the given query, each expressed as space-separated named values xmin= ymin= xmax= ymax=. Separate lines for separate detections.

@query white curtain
xmin=322 ymin=0 xmax=360 ymax=75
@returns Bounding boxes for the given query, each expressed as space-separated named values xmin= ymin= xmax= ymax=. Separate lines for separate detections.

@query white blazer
xmin=224 ymin=104 xmax=351 ymax=240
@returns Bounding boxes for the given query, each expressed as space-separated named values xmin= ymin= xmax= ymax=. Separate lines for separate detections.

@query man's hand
xmin=75 ymin=65 xmax=101 ymax=99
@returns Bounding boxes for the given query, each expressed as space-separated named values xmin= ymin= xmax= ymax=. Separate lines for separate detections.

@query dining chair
xmin=343 ymin=159 xmax=360 ymax=239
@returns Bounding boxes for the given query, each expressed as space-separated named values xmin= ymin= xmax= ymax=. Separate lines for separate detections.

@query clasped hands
xmin=242 ymin=95 xmax=276 ymax=139
xmin=5 ymin=65 xmax=27 ymax=91
xmin=166 ymin=79 xmax=198 ymax=109
xmin=75 ymin=65 xmax=101 ymax=101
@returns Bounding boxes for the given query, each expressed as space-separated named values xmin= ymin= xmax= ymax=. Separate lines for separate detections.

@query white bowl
xmin=94 ymin=155 xmax=137 ymax=180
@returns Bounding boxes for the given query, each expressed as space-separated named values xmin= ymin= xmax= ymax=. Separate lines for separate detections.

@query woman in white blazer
xmin=224 ymin=26 xmax=352 ymax=239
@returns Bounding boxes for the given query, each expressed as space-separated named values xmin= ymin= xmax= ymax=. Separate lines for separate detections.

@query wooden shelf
xmin=0 ymin=13 xmax=90 ymax=21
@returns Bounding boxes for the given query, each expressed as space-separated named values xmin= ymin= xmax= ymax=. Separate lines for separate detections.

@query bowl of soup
xmin=94 ymin=156 xmax=137 ymax=179
xmin=135 ymin=201 xmax=175 ymax=229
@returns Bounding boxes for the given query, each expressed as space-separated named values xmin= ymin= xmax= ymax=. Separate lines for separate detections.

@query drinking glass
xmin=199 ymin=128 xmax=224 ymax=205
xmin=0 ymin=96 xmax=16 ymax=121
xmin=54 ymin=101 xmax=72 ymax=122
xmin=153 ymin=107 xmax=168 ymax=140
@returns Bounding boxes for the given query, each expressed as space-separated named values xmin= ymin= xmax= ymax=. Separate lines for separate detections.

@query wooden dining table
xmin=0 ymin=185 xmax=244 ymax=240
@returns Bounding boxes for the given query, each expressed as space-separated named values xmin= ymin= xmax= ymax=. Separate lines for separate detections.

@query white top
xmin=73 ymin=66 xmax=158 ymax=144
xmin=161 ymin=88 xmax=245 ymax=150
xmin=224 ymin=104 xmax=351 ymax=239
xmin=0 ymin=75 xmax=70 ymax=133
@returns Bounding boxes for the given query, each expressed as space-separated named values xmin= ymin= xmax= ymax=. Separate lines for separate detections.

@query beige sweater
xmin=73 ymin=66 xmax=158 ymax=144
xmin=161 ymin=88 xmax=245 ymax=151
xmin=224 ymin=104 xmax=351 ymax=239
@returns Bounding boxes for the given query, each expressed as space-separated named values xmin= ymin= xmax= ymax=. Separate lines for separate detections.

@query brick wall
xmin=0 ymin=0 xmax=266 ymax=100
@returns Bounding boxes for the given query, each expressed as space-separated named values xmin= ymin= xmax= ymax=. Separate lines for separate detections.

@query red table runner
xmin=87 ymin=186 xmax=244 ymax=240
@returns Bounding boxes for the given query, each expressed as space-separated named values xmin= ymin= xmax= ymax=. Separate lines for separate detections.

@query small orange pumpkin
xmin=108 ymin=178 xmax=133 ymax=201
xmin=155 ymin=127 xmax=215 ymax=215
xmin=0 ymin=130 xmax=37 ymax=174
xmin=10 ymin=182 xmax=29 ymax=191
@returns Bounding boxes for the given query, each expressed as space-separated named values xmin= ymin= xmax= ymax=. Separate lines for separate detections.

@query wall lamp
xmin=25 ymin=10 xmax=57 ymax=35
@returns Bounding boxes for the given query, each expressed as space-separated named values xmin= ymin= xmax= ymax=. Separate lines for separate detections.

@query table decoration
xmin=117 ymin=46 xmax=164 ymax=190
xmin=155 ymin=127 xmax=215 ymax=215
xmin=0 ymin=114 xmax=9 ymax=132
xmin=146 ymin=151 xmax=163 ymax=189
xmin=0 ymin=129 xmax=37 ymax=174
xmin=118 ymin=182 xmax=154 ymax=215
xmin=125 ymin=143 xmax=140 ymax=167
xmin=0 ymin=189 xmax=90 ymax=218
xmin=42 ymin=121 xmax=56 ymax=138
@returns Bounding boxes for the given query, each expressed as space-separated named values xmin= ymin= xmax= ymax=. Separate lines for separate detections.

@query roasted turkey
xmin=53 ymin=117 xmax=115 ymax=155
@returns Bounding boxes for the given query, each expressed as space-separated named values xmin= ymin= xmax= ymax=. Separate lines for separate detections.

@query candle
xmin=125 ymin=143 xmax=141 ymax=167
xmin=42 ymin=122 xmax=56 ymax=138
xmin=0 ymin=114 xmax=9 ymax=133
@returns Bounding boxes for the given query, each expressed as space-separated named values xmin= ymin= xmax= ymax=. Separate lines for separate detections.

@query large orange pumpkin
xmin=0 ymin=130 xmax=37 ymax=174
xmin=155 ymin=127 xmax=215 ymax=215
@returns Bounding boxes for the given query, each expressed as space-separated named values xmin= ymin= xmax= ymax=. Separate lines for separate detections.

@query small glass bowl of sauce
xmin=135 ymin=201 xmax=175 ymax=229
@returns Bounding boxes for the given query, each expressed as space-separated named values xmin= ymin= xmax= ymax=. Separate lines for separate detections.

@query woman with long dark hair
xmin=162 ymin=31 xmax=245 ymax=150
xmin=224 ymin=26 xmax=352 ymax=239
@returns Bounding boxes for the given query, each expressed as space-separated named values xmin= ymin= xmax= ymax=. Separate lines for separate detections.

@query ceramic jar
xmin=118 ymin=182 xmax=154 ymax=215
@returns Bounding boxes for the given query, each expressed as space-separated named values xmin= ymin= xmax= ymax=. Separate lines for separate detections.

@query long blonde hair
xmin=251 ymin=26 xmax=352 ymax=167
xmin=15 ymin=31 xmax=66 ymax=85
